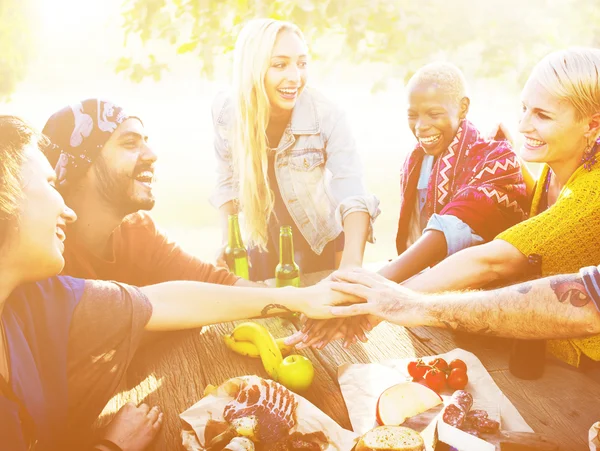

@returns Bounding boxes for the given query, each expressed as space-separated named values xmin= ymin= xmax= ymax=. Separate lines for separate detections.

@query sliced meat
xmin=473 ymin=417 xmax=500 ymax=433
xmin=451 ymin=390 xmax=473 ymax=413
xmin=442 ymin=390 xmax=473 ymax=428
xmin=466 ymin=409 xmax=488 ymax=420
xmin=223 ymin=376 xmax=298 ymax=443
xmin=443 ymin=403 xmax=466 ymax=428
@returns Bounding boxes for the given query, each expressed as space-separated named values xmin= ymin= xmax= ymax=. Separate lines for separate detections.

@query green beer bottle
xmin=275 ymin=225 xmax=300 ymax=287
xmin=225 ymin=214 xmax=250 ymax=280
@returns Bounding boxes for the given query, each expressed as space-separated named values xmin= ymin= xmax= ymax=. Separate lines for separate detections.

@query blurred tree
xmin=116 ymin=0 xmax=598 ymax=88
xmin=0 ymin=0 xmax=34 ymax=100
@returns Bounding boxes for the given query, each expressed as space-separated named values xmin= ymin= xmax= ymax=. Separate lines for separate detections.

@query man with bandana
xmin=42 ymin=99 xmax=257 ymax=287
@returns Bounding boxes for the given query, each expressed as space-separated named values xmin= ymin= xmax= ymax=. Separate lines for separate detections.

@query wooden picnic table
xmin=97 ymin=270 xmax=600 ymax=451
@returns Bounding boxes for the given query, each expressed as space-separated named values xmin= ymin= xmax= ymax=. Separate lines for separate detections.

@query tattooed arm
xmin=328 ymin=267 xmax=600 ymax=339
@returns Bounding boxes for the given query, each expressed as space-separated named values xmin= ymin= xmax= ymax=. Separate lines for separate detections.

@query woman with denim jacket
xmin=210 ymin=18 xmax=380 ymax=281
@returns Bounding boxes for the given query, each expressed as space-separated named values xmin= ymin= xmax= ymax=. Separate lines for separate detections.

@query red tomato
xmin=407 ymin=359 xmax=427 ymax=380
xmin=427 ymin=358 xmax=449 ymax=372
xmin=449 ymin=359 xmax=468 ymax=372
xmin=424 ymin=367 xmax=446 ymax=393
xmin=447 ymin=368 xmax=469 ymax=390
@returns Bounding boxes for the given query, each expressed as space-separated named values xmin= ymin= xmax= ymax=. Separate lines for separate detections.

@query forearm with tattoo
xmin=417 ymin=273 xmax=600 ymax=339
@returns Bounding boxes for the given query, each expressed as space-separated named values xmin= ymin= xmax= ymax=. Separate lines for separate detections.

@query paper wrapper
xmin=180 ymin=376 xmax=359 ymax=451
xmin=589 ymin=421 xmax=600 ymax=451
xmin=338 ymin=348 xmax=532 ymax=450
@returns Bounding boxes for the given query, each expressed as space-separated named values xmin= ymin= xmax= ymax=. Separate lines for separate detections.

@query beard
xmin=93 ymin=155 xmax=156 ymax=217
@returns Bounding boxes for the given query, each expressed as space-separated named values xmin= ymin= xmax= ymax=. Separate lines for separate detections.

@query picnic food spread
xmin=223 ymin=322 xmax=315 ymax=392
xmin=202 ymin=376 xmax=329 ymax=450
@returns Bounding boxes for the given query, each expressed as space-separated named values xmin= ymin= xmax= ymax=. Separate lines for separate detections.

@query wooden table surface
xmin=97 ymin=271 xmax=600 ymax=451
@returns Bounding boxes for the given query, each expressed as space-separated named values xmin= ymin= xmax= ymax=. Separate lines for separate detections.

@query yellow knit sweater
xmin=497 ymin=161 xmax=600 ymax=367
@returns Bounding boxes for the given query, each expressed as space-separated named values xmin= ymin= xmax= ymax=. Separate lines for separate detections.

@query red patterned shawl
xmin=395 ymin=120 xmax=528 ymax=254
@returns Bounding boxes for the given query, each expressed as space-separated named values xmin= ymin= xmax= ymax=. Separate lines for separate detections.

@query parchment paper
xmin=589 ymin=421 xmax=600 ymax=451
xmin=180 ymin=375 xmax=359 ymax=451
xmin=337 ymin=348 xmax=532 ymax=449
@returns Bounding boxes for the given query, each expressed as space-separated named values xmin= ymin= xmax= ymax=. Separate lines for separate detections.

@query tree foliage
xmin=0 ymin=0 xmax=34 ymax=100
xmin=118 ymin=0 xmax=600 ymax=88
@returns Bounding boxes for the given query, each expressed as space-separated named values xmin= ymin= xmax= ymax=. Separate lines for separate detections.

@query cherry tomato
xmin=407 ymin=359 xmax=427 ymax=380
xmin=427 ymin=358 xmax=449 ymax=372
xmin=449 ymin=359 xmax=468 ymax=372
xmin=424 ymin=367 xmax=446 ymax=393
xmin=447 ymin=368 xmax=469 ymax=390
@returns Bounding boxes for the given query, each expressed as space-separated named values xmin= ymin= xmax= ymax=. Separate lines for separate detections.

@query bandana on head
xmin=42 ymin=99 xmax=135 ymax=188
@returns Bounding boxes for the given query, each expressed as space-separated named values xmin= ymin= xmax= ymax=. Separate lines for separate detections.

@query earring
xmin=581 ymin=136 xmax=598 ymax=171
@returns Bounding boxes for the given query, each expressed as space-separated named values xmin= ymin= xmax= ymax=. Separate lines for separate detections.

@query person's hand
xmin=328 ymin=268 xmax=421 ymax=324
xmin=100 ymin=402 xmax=163 ymax=451
xmin=487 ymin=122 xmax=514 ymax=148
xmin=290 ymin=316 xmax=377 ymax=349
xmin=293 ymin=281 xmax=364 ymax=319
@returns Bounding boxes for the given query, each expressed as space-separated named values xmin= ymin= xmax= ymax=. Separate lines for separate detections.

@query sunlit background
xmin=2 ymin=0 xmax=598 ymax=264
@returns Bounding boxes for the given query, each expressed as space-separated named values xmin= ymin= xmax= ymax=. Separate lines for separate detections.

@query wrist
xmin=270 ymin=286 xmax=302 ymax=312
xmin=420 ymin=294 xmax=449 ymax=328
xmin=383 ymin=288 xmax=431 ymax=327
xmin=339 ymin=254 xmax=362 ymax=269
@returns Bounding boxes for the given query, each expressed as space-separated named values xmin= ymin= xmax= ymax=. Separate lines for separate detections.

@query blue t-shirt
xmin=0 ymin=276 xmax=152 ymax=450
xmin=1 ymin=277 xmax=84 ymax=450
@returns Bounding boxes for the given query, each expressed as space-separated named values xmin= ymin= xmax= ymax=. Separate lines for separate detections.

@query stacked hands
xmin=286 ymin=268 xmax=419 ymax=350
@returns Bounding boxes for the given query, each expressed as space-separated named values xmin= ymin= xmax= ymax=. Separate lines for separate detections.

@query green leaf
xmin=177 ymin=41 xmax=198 ymax=54
xmin=115 ymin=57 xmax=133 ymax=73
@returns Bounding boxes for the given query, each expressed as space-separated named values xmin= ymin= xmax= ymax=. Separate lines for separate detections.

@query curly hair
xmin=0 ymin=116 xmax=49 ymax=248
xmin=406 ymin=62 xmax=468 ymax=106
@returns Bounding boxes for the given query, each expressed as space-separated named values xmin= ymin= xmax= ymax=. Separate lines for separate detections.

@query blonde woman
xmin=210 ymin=19 xmax=380 ymax=281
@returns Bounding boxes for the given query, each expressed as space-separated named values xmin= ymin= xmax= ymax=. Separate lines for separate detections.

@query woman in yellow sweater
xmin=399 ymin=47 xmax=600 ymax=367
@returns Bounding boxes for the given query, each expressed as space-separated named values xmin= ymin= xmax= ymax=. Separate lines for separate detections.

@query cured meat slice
xmin=223 ymin=376 xmax=298 ymax=442
xmin=442 ymin=403 xmax=466 ymax=428
xmin=472 ymin=417 xmax=500 ymax=433
xmin=442 ymin=390 xmax=473 ymax=428
xmin=465 ymin=409 xmax=488 ymax=420
xmin=451 ymin=390 xmax=473 ymax=413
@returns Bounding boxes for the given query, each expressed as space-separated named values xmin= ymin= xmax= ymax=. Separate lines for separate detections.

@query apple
xmin=376 ymin=381 xmax=443 ymax=426
xmin=277 ymin=354 xmax=315 ymax=392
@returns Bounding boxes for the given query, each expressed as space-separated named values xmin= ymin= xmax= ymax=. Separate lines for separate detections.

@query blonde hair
xmin=532 ymin=47 xmax=600 ymax=122
xmin=231 ymin=18 xmax=305 ymax=250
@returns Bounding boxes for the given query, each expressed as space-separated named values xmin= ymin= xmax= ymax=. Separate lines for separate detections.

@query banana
xmin=230 ymin=322 xmax=283 ymax=380
xmin=275 ymin=338 xmax=295 ymax=357
xmin=224 ymin=333 xmax=294 ymax=358
xmin=223 ymin=333 xmax=260 ymax=357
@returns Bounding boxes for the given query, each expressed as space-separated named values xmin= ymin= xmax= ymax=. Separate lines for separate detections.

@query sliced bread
xmin=355 ymin=426 xmax=425 ymax=451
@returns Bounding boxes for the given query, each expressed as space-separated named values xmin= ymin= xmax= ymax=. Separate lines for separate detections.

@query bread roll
xmin=355 ymin=426 xmax=425 ymax=451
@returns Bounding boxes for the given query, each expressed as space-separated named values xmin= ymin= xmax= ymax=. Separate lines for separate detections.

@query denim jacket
xmin=209 ymin=87 xmax=380 ymax=255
